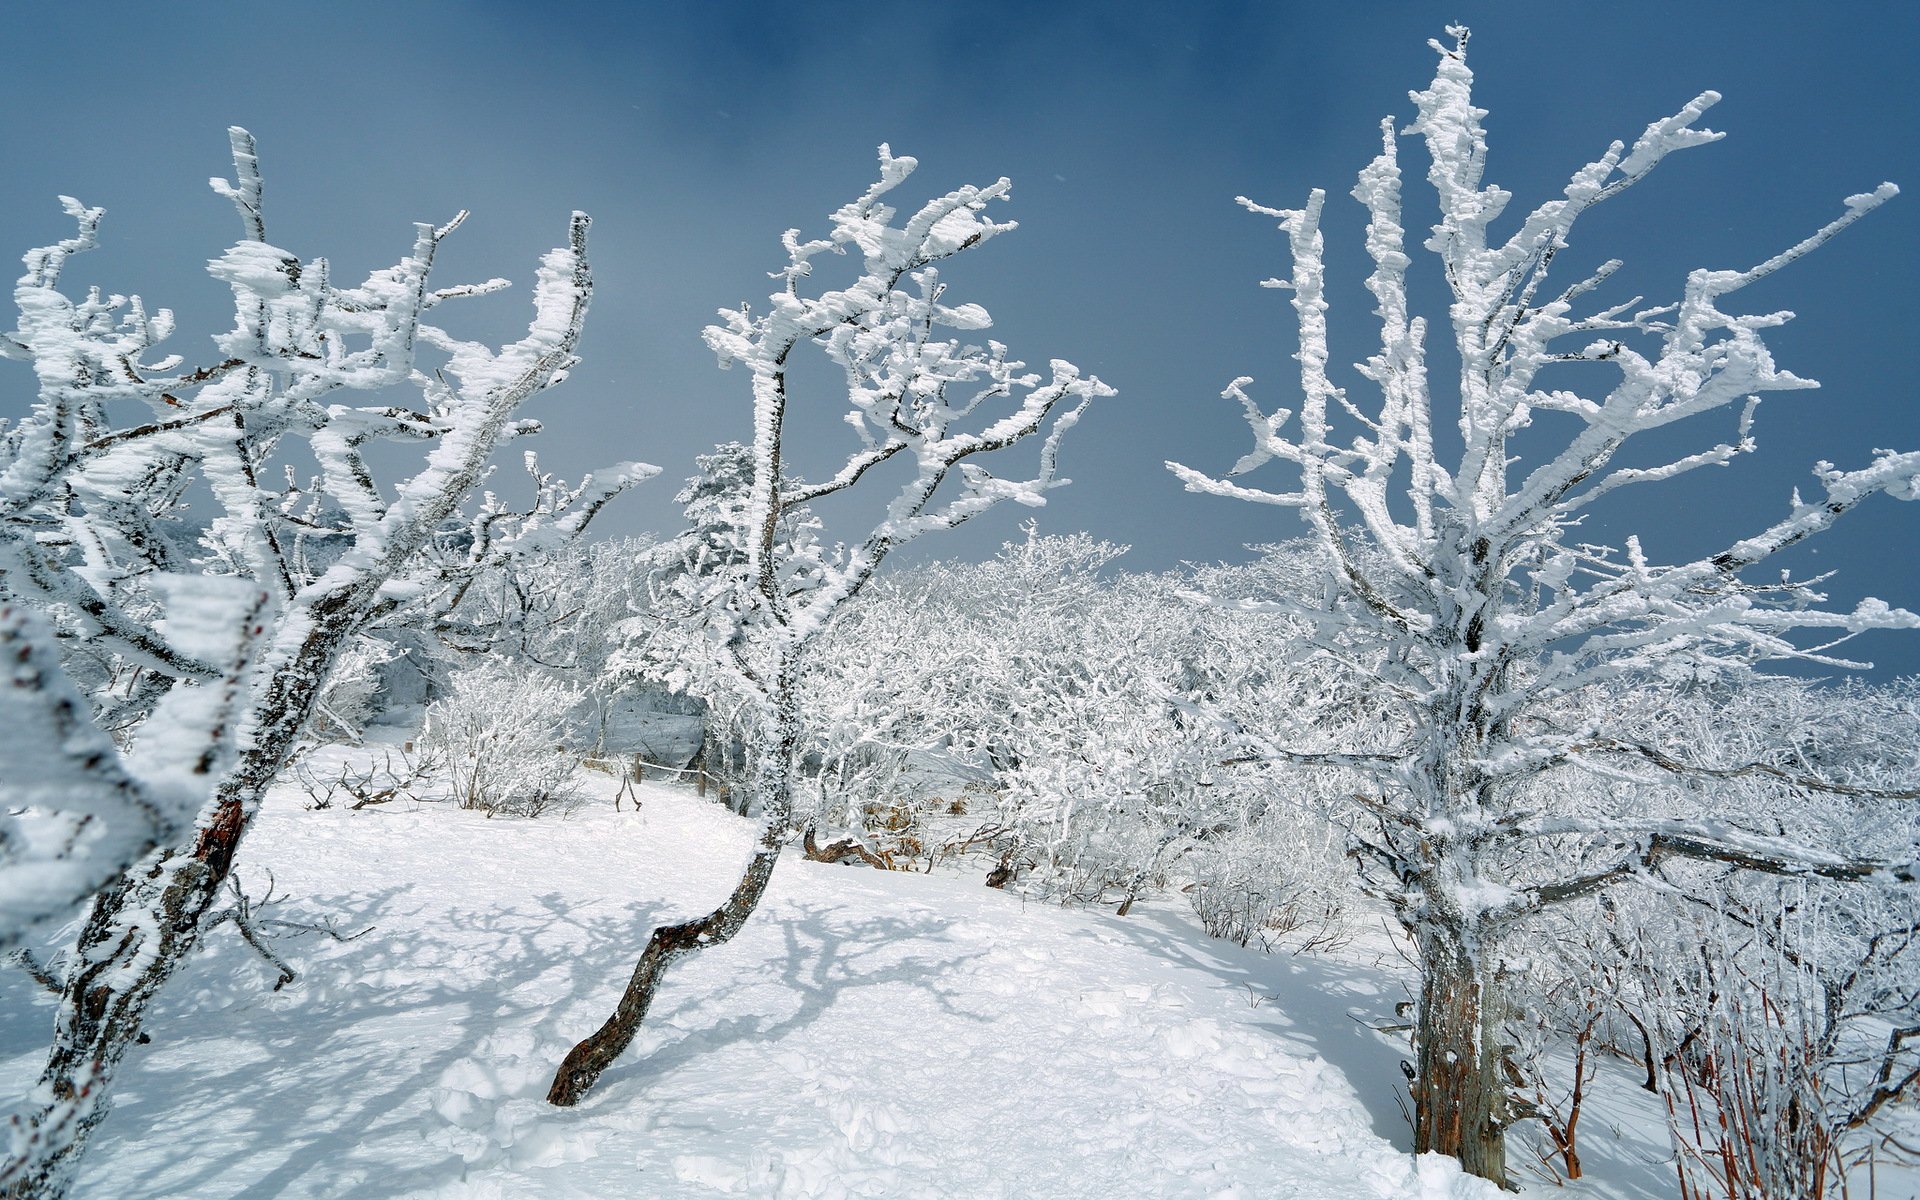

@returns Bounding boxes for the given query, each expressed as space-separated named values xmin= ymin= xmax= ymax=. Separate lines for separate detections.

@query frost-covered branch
xmin=1566 ymin=736 xmax=1920 ymax=801
xmin=0 ymin=127 xmax=626 ymax=1199
xmin=0 ymin=586 xmax=260 ymax=949
xmin=1491 ymin=820 xmax=1916 ymax=927
xmin=697 ymin=146 xmax=1109 ymax=658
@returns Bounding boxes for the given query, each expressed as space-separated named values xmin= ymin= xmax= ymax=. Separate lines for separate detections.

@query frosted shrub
xmin=310 ymin=635 xmax=403 ymax=745
xmin=1614 ymin=874 xmax=1920 ymax=1199
xmin=1185 ymin=820 xmax=1348 ymax=954
xmin=424 ymin=661 xmax=587 ymax=817
xmin=432 ymin=519 xmax=657 ymax=750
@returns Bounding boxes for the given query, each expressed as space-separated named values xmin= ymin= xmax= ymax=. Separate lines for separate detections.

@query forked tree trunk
xmin=547 ymin=680 xmax=798 ymax=1108
xmin=1413 ymin=929 xmax=1512 ymax=1188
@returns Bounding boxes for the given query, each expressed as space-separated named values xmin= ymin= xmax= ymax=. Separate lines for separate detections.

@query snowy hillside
xmin=25 ymin=734 xmax=1898 ymax=1200
xmin=0 ymin=750 xmax=1516 ymax=1200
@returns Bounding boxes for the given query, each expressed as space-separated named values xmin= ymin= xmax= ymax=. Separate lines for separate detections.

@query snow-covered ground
xmin=0 ymin=747 xmax=1889 ymax=1199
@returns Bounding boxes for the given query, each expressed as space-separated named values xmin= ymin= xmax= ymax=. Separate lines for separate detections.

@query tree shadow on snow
xmin=60 ymin=879 xmax=988 ymax=1199
xmin=590 ymin=897 xmax=990 ymax=1096
xmin=68 ymin=885 xmax=687 ymax=1198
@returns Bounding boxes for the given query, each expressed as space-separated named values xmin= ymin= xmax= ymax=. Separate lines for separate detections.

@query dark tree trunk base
xmin=1413 ymin=940 xmax=1512 ymax=1189
xmin=547 ymin=831 xmax=784 ymax=1107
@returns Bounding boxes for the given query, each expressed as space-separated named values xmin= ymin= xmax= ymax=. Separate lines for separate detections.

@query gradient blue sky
xmin=3 ymin=2 xmax=1915 ymax=675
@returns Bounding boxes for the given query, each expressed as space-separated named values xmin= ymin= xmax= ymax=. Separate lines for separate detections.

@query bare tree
xmin=547 ymin=146 xmax=1109 ymax=1106
xmin=1168 ymin=28 xmax=1918 ymax=1186
xmin=0 ymin=129 xmax=642 ymax=1198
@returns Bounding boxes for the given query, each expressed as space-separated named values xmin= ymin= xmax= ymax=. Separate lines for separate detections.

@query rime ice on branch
xmin=0 ymin=128 xmax=642 ymax=1199
xmin=548 ymin=146 xmax=1108 ymax=1107
xmin=1168 ymin=26 xmax=1917 ymax=1187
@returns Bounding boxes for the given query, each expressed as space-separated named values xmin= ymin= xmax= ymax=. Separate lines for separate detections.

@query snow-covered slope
xmin=0 ymin=758 xmax=1508 ymax=1197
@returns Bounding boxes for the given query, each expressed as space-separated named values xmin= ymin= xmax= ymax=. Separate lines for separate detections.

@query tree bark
xmin=1413 ymin=930 xmax=1512 ymax=1188
xmin=545 ymin=822 xmax=785 ymax=1106
xmin=2 ymin=792 xmax=245 ymax=1198
xmin=547 ymin=664 xmax=799 ymax=1108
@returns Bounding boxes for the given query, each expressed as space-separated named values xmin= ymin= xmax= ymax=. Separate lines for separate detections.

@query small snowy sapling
xmin=547 ymin=147 xmax=1108 ymax=1106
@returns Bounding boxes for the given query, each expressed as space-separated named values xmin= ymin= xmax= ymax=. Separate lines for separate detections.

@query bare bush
xmin=1625 ymin=884 xmax=1920 ymax=1200
xmin=294 ymin=744 xmax=443 ymax=811
xmin=422 ymin=661 xmax=587 ymax=818
xmin=1184 ymin=822 xmax=1349 ymax=954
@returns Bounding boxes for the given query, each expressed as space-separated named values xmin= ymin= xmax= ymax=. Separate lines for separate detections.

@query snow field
xmin=4 ymin=756 xmax=1504 ymax=1198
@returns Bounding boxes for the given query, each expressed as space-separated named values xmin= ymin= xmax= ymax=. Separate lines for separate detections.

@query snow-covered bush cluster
xmin=785 ymin=531 xmax=1361 ymax=937
xmin=1488 ymin=677 xmax=1920 ymax=1189
xmin=422 ymin=660 xmax=588 ymax=818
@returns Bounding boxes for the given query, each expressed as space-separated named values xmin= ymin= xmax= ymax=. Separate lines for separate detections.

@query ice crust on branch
xmin=697 ymin=144 xmax=1111 ymax=662
xmin=1170 ymin=31 xmax=1916 ymax=752
xmin=0 ymin=127 xmax=639 ymax=1194
xmin=0 ymin=586 xmax=259 ymax=948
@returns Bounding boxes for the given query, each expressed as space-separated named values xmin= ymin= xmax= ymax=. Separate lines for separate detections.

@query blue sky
xmin=2 ymin=2 xmax=1915 ymax=675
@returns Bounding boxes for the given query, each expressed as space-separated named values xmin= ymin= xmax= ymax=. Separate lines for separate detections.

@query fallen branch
xmin=203 ymin=870 xmax=373 ymax=991
xmin=802 ymin=825 xmax=889 ymax=869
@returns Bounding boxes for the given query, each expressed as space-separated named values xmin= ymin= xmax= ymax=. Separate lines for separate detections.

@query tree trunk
xmin=1413 ymin=931 xmax=1512 ymax=1188
xmin=547 ymin=665 xmax=799 ymax=1108
xmin=691 ymin=722 xmax=711 ymax=797
xmin=1 ymin=623 xmax=348 ymax=1199
xmin=545 ymin=820 xmax=785 ymax=1106
xmin=0 ymin=797 xmax=243 ymax=1198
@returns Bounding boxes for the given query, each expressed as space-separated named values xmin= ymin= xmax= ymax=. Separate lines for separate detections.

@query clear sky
xmin=2 ymin=2 xmax=1915 ymax=676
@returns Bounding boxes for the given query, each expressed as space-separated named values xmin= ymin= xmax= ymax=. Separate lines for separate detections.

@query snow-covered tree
xmin=1167 ymin=29 xmax=1919 ymax=1185
xmin=801 ymin=532 xmax=1155 ymax=883
xmin=806 ymin=530 xmax=1143 ymax=877
xmin=0 ymin=130 xmax=642 ymax=1197
xmin=612 ymin=441 xmax=824 ymax=799
xmin=546 ymin=147 xmax=1109 ymax=1106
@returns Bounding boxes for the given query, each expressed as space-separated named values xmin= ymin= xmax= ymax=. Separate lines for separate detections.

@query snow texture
xmin=0 ymin=757 xmax=1509 ymax=1199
